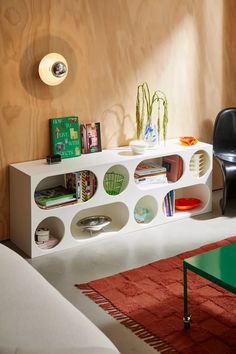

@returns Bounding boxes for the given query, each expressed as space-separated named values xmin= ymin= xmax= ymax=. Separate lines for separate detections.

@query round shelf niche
xmin=71 ymin=201 xmax=129 ymax=240
xmin=103 ymin=165 xmax=129 ymax=196
xmin=34 ymin=171 xmax=98 ymax=209
xmin=189 ymin=150 xmax=210 ymax=178
xmin=134 ymin=195 xmax=157 ymax=224
xmin=34 ymin=216 xmax=64 ymax=250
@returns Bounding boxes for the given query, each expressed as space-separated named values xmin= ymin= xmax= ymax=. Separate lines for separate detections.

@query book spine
xmin=96 ymin=122 xmax=102 ymax=152
xmin=76 ymin=171 xmax=81 ymax=201
xmin=81 ymin=171 xmax=87 ymax=202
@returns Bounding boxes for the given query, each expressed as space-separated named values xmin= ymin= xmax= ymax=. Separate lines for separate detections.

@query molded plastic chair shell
xmin=213 ymin=107 xmax=236 ymax=214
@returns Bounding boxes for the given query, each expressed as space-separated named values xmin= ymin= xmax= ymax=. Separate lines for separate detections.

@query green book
xmin=49 ymin=116 xmax=81 ymax=159
xmin=34 ymin=185 xmax=77 ymax=207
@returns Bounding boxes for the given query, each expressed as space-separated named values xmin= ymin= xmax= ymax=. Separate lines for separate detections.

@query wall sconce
xmin=38 ymin=53 xmax=68 ymax=86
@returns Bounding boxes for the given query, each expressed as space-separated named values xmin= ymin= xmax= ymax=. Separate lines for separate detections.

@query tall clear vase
xmin=143 ymin=117 xmax=157 ymax=147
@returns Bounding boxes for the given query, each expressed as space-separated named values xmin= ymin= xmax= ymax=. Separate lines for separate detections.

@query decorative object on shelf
xmin=103 ymin=172 xmax=124 ymax=195
xmin=46 ymin=154 xmax=62 ymax=164
xmin=80 ymin=122 xmax=102 ymax=154
xmin=38 ymin=53 xmax=68 ymax=86
xmin=189 ymin=152 xmax=205 ymax=177
xmin=175 ymin=198 xmax=202 ymax=211
xmin=134 ymin=207 xmax=151 ymax=223
xmin=49 ymin=116 xmax=81 ymax=159
xmin=77 ymin=215 xmax=112 ymax=235
xmin=36 ymin=235 xmax=59 ymax=249
xmin=162 ymin=155 xmax=183 ymax=182
xmin=129 ymin=139 xmax=148 ymax=154
xmin=179 ymin=136 xmax=198 ymax=146
xmin=135 ymin=82 xmax=168 ymax=146
xmin=35 ymin=228 xmax=50 ymax=242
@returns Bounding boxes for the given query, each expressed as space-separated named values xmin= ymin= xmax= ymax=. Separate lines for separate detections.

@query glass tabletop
xmin=184 ymin=242 xmax=236 ymax=294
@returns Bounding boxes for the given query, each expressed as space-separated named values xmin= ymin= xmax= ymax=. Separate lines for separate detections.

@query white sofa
xmin=0 ymin=243 xmax=119 ymax=354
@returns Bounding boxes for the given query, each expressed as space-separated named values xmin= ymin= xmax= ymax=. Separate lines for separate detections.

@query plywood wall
xmin=0 ymin=0 xmax=236 ymax=240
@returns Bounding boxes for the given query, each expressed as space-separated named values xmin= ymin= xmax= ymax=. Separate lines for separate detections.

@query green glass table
xmin=183 ymin=242 xmax=236 ymax=329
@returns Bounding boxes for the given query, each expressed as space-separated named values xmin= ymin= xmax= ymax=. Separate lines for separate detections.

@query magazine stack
xmin=135 ymin=162 xmax=167 ymax=185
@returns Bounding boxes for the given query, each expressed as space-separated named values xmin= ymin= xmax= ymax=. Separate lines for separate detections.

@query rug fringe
xmin=76 ymin=284 xmax=178 ymax=353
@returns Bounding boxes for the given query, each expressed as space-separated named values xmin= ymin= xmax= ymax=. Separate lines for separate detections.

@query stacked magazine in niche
xmin=34 ymin=171 xmax=97 ymax=209
xmin=134 ymin=162 xmax=168 ymax=185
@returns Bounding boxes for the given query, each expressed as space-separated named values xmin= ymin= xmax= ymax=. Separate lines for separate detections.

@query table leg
xmin=183 ymin=262 xmax=191 ymax=329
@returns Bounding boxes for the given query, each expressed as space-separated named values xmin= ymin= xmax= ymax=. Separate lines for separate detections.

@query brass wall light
xmin=38 ymin=53 xmax=68 ymax=86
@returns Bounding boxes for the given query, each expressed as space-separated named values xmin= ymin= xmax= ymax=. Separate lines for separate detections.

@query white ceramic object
xmin=129 ymin=140 xmax=148 ymax=154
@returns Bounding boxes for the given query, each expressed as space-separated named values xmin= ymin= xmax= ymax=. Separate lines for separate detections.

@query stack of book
xmin=163 ymin=190 xmax=175 ymax=216
xmin=34 ymin=185 xmax=77 ymax=208
xmin=135 ymin=162 xmax=167 ymax=185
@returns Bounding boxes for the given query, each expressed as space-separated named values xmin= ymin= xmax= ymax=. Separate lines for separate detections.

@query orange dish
xmin=175 ymin=198 xmax=202 ymax=211
xmin=179 ymin=136 xmax=198 ymax=146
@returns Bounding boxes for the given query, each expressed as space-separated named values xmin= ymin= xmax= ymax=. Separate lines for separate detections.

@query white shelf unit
xmin=10 ymin=139 xmax=213 ymax=258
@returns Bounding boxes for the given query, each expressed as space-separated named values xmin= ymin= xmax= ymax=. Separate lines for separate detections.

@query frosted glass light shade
xmin=38 ymin=53 xmax=68 ymax=86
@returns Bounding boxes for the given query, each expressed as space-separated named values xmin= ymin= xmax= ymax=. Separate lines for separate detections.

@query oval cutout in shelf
xmin=163 ymin=184 xmax=210 ymax=218
xmin=71 ymin=202 xmax=129 ymax=240
xmin=34 ymin=170 xmax=98 ymax=209
xmin=135 ymin=155 xmax=183 ymax=189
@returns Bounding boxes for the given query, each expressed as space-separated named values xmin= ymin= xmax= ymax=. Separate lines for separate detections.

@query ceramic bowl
xmin=77 ymin=215 xmax=112 ymax=233
xmin=129 ymin=140 xmax=148 ymax=154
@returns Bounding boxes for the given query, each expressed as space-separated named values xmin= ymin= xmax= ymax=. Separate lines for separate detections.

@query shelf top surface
xmin=10 ymin=139 xmax=212 ymax=177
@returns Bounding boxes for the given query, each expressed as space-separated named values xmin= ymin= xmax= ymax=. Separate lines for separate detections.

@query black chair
xmin=213 ymin=107 xmax=236 ymax=214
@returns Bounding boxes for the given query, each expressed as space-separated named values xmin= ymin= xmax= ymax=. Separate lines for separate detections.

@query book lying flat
xmin=35 ymin=185 xmax=77 ymax=207
xmin=135 ymin=162 xmax=166 ymax=177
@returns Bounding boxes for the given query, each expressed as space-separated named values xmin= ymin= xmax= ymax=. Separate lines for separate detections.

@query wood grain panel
xmin=0 ymin=0 xmax=235 ymax=240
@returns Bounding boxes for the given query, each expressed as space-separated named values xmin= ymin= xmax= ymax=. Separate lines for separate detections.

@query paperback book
xmin=135 ymin=162 xmax=167 ymax=177
xmin=163 ymin=190 xmax=175 ymax=216
xmin=49 ymin=116 xmax=81 ymax=159
xmin=64 ymin=172 xmax=81 ymax=200
xmin=80 ymin=122 xmax=102 ymax=154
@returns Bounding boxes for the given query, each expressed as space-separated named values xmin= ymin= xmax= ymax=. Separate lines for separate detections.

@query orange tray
xmin=175 ymin=198 xmax=202 ymax=211
xmin=179 ymin=136 xmax=198 ymax=146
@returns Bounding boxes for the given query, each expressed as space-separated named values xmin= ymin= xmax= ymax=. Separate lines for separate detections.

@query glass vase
xmin=143 ymin=117 xmax=157 ymax=146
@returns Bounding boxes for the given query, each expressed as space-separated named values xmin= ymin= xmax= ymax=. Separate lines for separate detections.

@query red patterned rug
xmin=76 ymin=237 xmax=236 ymax=353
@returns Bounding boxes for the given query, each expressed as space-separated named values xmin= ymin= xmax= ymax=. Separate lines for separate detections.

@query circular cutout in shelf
xmin=134 ymin=195 xmax=157 ymax=224
xmin=35 ymin=216 xmax=64 ymax=250
xmin=103 ymin=165 xmax=129 ymax=195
